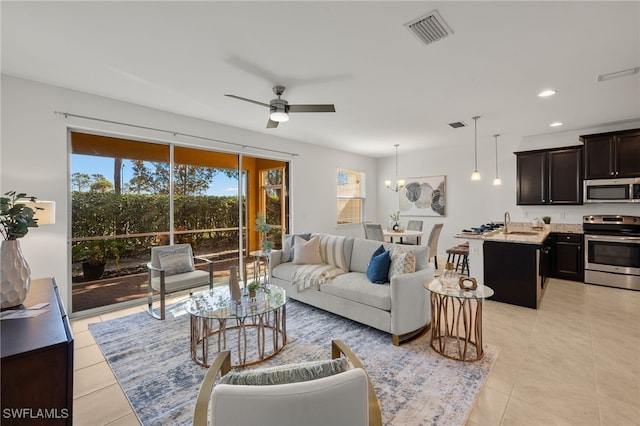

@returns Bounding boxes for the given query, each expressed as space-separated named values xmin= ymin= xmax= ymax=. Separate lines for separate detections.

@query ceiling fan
xmin=225 ymin=85 xmax=336 ymax=128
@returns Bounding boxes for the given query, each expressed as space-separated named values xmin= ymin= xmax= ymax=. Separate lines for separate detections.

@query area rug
xmin=89 ymin=299 xmax=499 ymax=425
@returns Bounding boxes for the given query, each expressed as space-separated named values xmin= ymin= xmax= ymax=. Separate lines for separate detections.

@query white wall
xmin=377 ymin=122 xmax=640 ymax=261
xmin=1 ymin=75 xmax=377 ymax=312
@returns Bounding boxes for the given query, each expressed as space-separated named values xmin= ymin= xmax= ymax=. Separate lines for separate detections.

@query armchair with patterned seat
xmin=147 ymin=243 xmax=213 ymax=320
xmin=194 ymin=339 xmax=382 ymax=426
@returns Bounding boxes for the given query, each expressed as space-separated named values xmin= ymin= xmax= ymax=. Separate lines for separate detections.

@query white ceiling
xmin=2 ymin=1 xmax=639 ymax=157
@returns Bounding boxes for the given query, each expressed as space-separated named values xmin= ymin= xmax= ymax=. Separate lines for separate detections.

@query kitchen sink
xmin=503 ymin=231 xmax=539 ymax=236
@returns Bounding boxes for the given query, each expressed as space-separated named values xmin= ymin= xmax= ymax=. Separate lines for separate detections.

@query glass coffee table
xmin=185 ymin=284 xmax=286 ymax=368
xmin=425 ymin=276 xmax=494 ymax=361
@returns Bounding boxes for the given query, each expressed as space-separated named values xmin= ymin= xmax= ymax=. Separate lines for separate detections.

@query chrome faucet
xmin=504 ymin=211 xmax=511 ymax=234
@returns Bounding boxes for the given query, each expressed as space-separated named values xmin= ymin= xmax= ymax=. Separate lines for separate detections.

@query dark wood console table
xmin=1 ymin=277 xmax=73 ymax=425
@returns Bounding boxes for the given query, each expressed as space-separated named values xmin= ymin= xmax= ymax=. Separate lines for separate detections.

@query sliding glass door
xmin=70 ymin=131 xmax=288 ymax=315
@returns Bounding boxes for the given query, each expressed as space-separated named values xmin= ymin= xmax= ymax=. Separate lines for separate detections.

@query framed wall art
xmin=399 ymin=175 xmax=446 ymax=217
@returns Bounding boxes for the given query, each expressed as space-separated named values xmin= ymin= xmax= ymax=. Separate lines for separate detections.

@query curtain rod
xmin=54 ymin=111 xmax=299 ymax=157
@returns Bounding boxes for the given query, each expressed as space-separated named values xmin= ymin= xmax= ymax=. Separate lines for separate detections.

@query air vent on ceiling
xmin=449 ymin=121 xmax=467 ymax=129
xmin=404 ymin=10 xmax=453 ymax=46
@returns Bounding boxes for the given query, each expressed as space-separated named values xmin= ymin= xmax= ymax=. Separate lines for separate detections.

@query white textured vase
xmin=0 ymin=240 xmax=31 ymax=309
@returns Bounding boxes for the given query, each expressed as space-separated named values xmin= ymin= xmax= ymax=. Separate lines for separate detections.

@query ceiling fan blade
xmin=288 ymin=104 xmax=336 ymax=113
xmin=266 ymin=119 xmax=279 ymax=129
xmin=225 ymin=94 xmax=269 ymax=108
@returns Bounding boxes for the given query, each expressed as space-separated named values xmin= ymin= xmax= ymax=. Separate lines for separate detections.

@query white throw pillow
xmin=157 ymin=245 xmax=194 ymax=276
xmin=292 ymin=236 xmax=323 ymax=265
xmin=388 ymin=245 xmax=416 ymax=279
xmin=281 ymin=233 xmax=312 ymax=262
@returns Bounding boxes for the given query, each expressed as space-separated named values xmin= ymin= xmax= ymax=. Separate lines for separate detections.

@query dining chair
xmin=363 ymin=223 xmax=384 ymax=242
xmin=427 ymin=224 xmax=444 ymax=269
xmin=404 ymin=220 xmax=423 ymax=245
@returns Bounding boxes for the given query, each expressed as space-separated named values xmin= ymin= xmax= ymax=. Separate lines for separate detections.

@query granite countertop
xmin=455 ymin=222 xmax=582 ymax=245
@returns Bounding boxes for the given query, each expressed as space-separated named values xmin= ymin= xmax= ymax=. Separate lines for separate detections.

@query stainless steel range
xmin=583 ymin=215 xmax=640 ymax=291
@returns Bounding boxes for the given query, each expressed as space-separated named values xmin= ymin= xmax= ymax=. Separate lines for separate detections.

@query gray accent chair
xmin=363 ymin=223 xmax=384 ymax=241
xmin=194 ymin=339 xmax=382 ymax=426
xmin=147 ymin=244 xmax=213 ymax=320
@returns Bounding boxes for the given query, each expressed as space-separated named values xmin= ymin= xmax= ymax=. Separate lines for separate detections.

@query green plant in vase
xmin=542 ymin=216 xmax=551 ymax=224
xmin=1 ymin=191 xmax=40 ymax=308
xmin=389 ymin=211 xmax=401 ymax=230
xmin=0 ymin=191 xmax=39 ymax=240
xmin=247 ymin=281 xmax=260 ymax=298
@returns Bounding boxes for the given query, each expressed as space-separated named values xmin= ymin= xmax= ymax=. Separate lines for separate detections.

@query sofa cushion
xmin=281 ymin=233 xmax=312 ymax=263
xmin=388 ymin=246 xmax=416 ymax=279
xmin=318 ymin=234 xmax=349 ymax=271
xmin=271 ymin=262 xmax=304 ymax=283
xmin=342 ymin=237 xmax=355 ymax=271
xmin=218 ymin=357 xmax=352 ymax=386
xmin=292 ymin=236 xmax=323 ymax=264
xmin=350 ymin=238 xmax=393 ymax=273
xmin=366 ymin=248 xmax=391 ymax=284
xmin=322 ymin=272 xmax=391 ymax=311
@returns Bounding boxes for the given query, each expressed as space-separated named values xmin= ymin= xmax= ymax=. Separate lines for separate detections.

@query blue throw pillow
xmin=367 ymin=248 xmax=391 ymax=284
xmin=371 ymin=244 xmax=385 ymax=258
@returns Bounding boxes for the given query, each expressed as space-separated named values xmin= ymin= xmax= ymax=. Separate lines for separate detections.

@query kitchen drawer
xmin=555 ymin=233 xmax=582 ymax=243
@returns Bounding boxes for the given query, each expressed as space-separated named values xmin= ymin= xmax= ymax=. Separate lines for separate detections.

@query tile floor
xmin=72 ymin=278 xmax=640 ymax=425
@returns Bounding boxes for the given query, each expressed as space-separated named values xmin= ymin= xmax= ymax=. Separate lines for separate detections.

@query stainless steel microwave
xmin=584 ymin=178 xmax=640 ymax=203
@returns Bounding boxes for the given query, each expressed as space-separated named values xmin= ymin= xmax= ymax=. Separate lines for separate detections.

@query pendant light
xmin=385 ymin=144 xmax=405 ymax=192
xmin=492 ymin=134 xmax=502 ymax=186
xmin=471 ymin=116 xmax=481 ymax=181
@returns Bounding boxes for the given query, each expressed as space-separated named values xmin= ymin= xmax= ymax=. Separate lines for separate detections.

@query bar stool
xmin=445 ymin=245 xmax=469 ymax=276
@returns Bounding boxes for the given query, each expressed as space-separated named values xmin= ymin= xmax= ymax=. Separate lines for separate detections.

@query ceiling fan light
xmin=270 ymin=111 xmax=289 ymax=122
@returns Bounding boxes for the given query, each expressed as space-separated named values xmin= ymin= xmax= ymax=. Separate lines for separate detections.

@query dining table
xmin=382 ymin=229 xmax=423 ymax=245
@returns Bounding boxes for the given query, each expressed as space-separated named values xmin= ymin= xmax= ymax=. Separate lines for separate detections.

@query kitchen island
xmin=455 ymin=223 xmax=581 ymax=308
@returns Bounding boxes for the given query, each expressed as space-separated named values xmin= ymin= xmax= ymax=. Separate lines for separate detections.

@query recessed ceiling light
xmin=538 ymin=89 xmax=557 ymax=97
xmin=549 ymin=121 xmax=563 ymax=127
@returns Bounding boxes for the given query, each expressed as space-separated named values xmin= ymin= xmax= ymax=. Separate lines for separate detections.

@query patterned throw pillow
xmin=281 ymin=233 xmax=312 ymax=262
xmin=388 ymin=246 xmax=416 ymax=280
xmin=218 ymin=357 xmax=352 ymax=386
xmin=157 ymin=245 xmax=194 ymax=276
xmin=292 ymin=236 xmax=324 ymax=264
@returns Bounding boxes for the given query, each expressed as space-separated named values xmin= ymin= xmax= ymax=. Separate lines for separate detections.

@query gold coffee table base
xmin=190 ymin=304 xmax=286 ymax=368
xmin=430 ymin=292 xmax=484 ymax=362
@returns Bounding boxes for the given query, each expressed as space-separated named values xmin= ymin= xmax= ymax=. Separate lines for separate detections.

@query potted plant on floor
xmin=72 ymin=239 xmax=127 ymax=280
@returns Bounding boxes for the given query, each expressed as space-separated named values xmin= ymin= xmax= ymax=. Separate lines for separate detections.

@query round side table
xmin=424 ymin=277 xmax=494 ymax=361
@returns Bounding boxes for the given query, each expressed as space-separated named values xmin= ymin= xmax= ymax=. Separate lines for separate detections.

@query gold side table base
xmin=430 ymin=292 xmax=484 ymax=362
xmin=190 ymin=304 xmax=287 ymax=368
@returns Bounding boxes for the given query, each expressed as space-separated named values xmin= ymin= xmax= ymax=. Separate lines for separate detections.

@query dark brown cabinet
xmin=516 ymin=146 xmax=583 ymax=205
xmin=581 ymin=129 xmax=640 ymax=179
xmin=1 ymin=278 xmax=73 ymax=425
xmin=483 ymin=241 xmax=545 ymax=309
xmin=551 ymin=233 xmax=584 ymax=282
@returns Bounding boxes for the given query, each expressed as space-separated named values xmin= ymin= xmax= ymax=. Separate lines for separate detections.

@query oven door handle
xmin=585 ymin=234 xmax=640 ymax=243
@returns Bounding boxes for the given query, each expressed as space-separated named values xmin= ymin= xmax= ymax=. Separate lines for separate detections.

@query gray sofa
xmin=269 ymin=235 xmax=434 ymax=345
